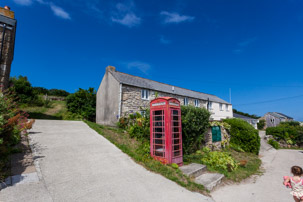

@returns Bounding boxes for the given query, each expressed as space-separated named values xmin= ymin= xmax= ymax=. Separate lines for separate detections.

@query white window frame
xmin=219 ymin=103 xmax=223 ymax=111
xmin=141 ymin=89 xmax=149 ymax=100
xmin=225 ymin=104 xmax=229 ymax=111
xmin=195 ymin=99 xmax=199 ymax=107
xmin=184 ymin=97 xmax=188 ymax=106
xmin=208 ymin=101 xmax=213 ymax=110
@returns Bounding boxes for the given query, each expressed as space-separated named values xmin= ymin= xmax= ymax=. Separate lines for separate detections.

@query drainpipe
xmin=0 ymin=23 xmax=6 ymax=63
xmin=118 ymin=83 xmax=122 ymax=119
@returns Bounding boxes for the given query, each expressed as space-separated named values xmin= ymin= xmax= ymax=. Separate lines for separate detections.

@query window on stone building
xmin=208 ymin=101 xmax=213 ymax=110
xmin=194 ymin=99 xmax=199 ymax=107
xmin=219 ymin=103 xmax=223 ymax=111
xmin=225 ymin=104 xmax=229 ymax=111
xmin=184 ymin=97 xmax=188 ymax=106
xmin=141 ymin=89 xmax=149 ymax=100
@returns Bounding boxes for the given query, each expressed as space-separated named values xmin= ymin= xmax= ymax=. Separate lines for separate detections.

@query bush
xmin=257 ymin=120 xmax=265 ymax=130
xmin=268 ymin=139 xmax=279 ymax=149
xmin=266 ymin=122 xmax=303 ymax=146
xmin=66 ymin=88 xmax=96 ymax=121
xmin=201 ymin=147 xmax=238 ymax=172
xmin=118 ymin=110 xmax=150 ymax=142
xmin=224 ymin=118 xmax=260 ymax=155
xmin=181 ymin=106 xmax=211 ymax=155
xmin=0 ymin=90 xmax=29 ymax=180
xmin=9 ymin=76 xmax=38 ymax=104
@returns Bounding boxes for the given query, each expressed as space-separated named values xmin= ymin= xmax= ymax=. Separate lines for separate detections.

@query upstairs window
xmin=141 ymin=89 xmax=149 ymax=100
xmin=184 ymin=97 xmax=188 ymax=106
xmin=225 ymin=104 xmax=229 ymax=111
xmin=219 ymin=103 xmax=223 ymax=111
xmin=195 ymin=99 xmax=199 ymax=107
xmin=208 ymin=101 xmax=213 ymax=110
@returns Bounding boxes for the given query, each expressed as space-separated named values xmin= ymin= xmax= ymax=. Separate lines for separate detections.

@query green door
xmin=212 ymin=126 xmax=221 ymax=142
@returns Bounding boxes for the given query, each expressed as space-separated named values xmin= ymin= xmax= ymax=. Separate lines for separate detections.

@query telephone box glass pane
xmin=171 ymin=109 xmax=181 ymax=157
xmin=153 ymin=110 xmax=165 ymax=157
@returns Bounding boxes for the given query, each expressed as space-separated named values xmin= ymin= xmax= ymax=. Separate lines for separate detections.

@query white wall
xmin=209 ymin=102 xmax=233 ymax=120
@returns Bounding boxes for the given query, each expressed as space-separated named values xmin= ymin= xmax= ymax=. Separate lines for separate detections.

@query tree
xmin=66 ymin=88 xmax=96 ymax=121
xmin=257 ymin=119 xmax=265 ymax=130
xmin=9 ymin=76 xmax=38 ymax=104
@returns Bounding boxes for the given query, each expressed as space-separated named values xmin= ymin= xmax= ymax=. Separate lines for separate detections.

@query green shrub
xmin=224 ymin=118 xmax=260 ymax=155
xmin=268 ymin=139 xmax=279 ymax=149
xmin=66 ymin=88 xmax=96 ymax=121
xmin=266 ymin=122 xmax=303 ymax=146
xmin=9 ymin=76 xmax=38 ymax=104
xmin=181 ymin=106 xmax=211 ymax=155
xmin=201 ymin=148 xmax=238 ymax=172
xmin=257 ymin=120 xmax=265 ymax=130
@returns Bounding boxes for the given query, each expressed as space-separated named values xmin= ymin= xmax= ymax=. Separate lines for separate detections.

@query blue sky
xmin=4 ymin=0 xmax=303 ymax=120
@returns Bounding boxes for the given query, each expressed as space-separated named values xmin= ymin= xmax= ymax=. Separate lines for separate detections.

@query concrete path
xmin=0 ymin=120 xmax=213 ymax=202
xmin=211 ymin=131 xmax=303 ymax=202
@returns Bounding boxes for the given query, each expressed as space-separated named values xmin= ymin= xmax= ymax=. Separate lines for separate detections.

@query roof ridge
xmin=114 ymin=70 xmax=217 ymax=97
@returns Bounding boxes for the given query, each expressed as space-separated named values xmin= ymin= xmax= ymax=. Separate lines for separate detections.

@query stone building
xmin=263 ymin=112 xmax=293 ymax=128
xmin=96 ymin=66 xmax=233 ymax=126
xmin=0 ymin=6 xmax=17 ymax=91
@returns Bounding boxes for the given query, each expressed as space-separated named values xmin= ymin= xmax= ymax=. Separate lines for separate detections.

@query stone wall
xmin=204 ymin=127 xmax=229 ymax=150
xmin=121 ymin=85 xmax=208 ymax=117
xmin=0 ymin=13 xmax=16 ymax=91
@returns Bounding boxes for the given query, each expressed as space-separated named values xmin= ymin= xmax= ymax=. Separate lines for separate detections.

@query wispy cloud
xmin=160 ymin=11 xmax=195 ymax=24
xmin=111 ymin=2 xmax=141 ymax=28
xmin=127 ymin=61 xmax=151 ymax=74
xmin=233 ymin=37 xmax=258 ymax=54
xmin=238 ymin=37 xmax=257 ymax=47
xmin=50 ymin=4 xmax=71 ymax=20
xmin=13 ymin=0 xmax=33 ymax=6
xmin=13 ymin=0 xmax=71 ymax=20
xmin=160 ymin=36 xmax=171 ymax=44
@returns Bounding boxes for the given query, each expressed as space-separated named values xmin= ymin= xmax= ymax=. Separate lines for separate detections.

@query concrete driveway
xmin=0 ymin=120 xmax=213 ymax=202
xmin=211 ymin=131 xmax=303 ymax=202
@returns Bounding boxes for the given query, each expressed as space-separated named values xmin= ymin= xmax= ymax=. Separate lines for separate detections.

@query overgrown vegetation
xmin=33 ymin=87 xmax=69 ymax=97
xmin=266 ymin=121 xmax=303 ymax=147
xmin=86 ymin=121 xmax=208 ymax=195
xmin=268 ymin=139 xmax=279 ymax=149
xmin=181 ymin=106 xmax=211 ymax=155
xmin=257 ymin=119 xmax=266 ymax=130
xmin=224 ymin=118 xmax=260 ymax=155
xmin=233 ymin=109 xmax=260 ymax=119
xmin=0 ymin=90 xmax=33 ymax=181
xmin=184 ymin=147 xmax=261 ymax=182
xmin=66 ymin=88 xmax=96 ymax=122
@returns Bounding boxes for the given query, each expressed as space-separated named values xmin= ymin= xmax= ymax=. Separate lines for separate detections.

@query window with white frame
xmin=141 ymin=89 xmax=149 ymax=100
xmin=219 ymin=103 xmax=223 ymax=111
xmin=225 ymin=104 xmax=229 ymax=111
xmin=195 ymin=99 xmax=199 ymax=107
xmin=184 ymin=97 xmax=188 ymax=106
xmin=208 ymin=101 xmax=213 ymax=110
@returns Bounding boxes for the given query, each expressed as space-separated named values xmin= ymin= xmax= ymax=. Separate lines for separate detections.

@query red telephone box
xmin=150 ymin=97 xmax=183 ymax=166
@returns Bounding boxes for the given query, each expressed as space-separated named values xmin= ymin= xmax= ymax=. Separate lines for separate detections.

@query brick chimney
xmin=106 ymin=66 xmax=116 ymax=72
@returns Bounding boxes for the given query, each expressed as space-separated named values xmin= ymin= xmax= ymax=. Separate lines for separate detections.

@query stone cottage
xmin=96 ymin=66 xmax=233 ymax=126
xmin=0 ymin=6 xmax=17 ymax=91
xmin=263 ymin=112 xmax=293 ymax=128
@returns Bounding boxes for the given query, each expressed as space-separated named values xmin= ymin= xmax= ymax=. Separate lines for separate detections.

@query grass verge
xmin=85 ymin=121 xmax=209 ymax=195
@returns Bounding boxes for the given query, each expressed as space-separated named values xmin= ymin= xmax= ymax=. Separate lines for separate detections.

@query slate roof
xmin=110 ymin=70 xmax=230 ymax=104
xmin=268 ymin=112 xmax=293 ymax=120
xmin=233 ymin=113 xmax=257 ymax=120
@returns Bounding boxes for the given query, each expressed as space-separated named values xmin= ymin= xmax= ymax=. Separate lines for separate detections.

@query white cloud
xmin=127 ymin=61 xmax=150 ymax=74
xmin=160 ymin=11 xmax=195 ymax=24
xmin=111 ymin=2 xmax=141 ymax=28
xmin=13 ymin=0 xmax=71 ymax=20
xmin=50 ymin=4 xmax=71 ymax=20
xmin=13 ymin=0 xmax=33 ymax=6
xmin=160 ymin=36 xmax=171 ymax=44
xmin=112 ymin=13 xmax=141 ymax=28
